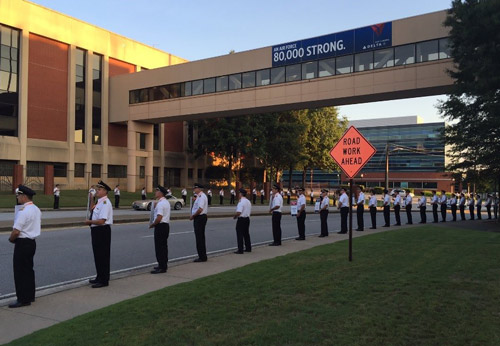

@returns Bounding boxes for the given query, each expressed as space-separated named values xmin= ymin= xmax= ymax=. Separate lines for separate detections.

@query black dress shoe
xmin=369 ymin=227 xmax=376 ymax=229
xmin=268 ymin=243 xmax=278 ymax=246
xmin=337 ymin=231 xmax=347 ymax=234
xmin=91 ymin=282 xmax=109 ymax=288
xmin=9 ymin=301 xmax=31 ymax=308
xmin=356 ymin=229 xmax=364 ymax=232
xmin=318 ymin=235 xmax=326 ymax=238
xmin=151 ymin=268 xmax=167 ymax=274
xmin=193 ymin=258 xmax=207 ymax=262
xmin=244 ymin=249 xmax=252 ymax=252
xmin=295 ymin=237 xmax=305 ymax=240
xmin=89 ymin=278 xmax=99 ymax=284
xmin=382 ymin=225 xmax=390 ymax=227
xmin=394 ymin=224 xmax=401 ymax=226
xmin=234 ymin=251 xmax=244 ymax=254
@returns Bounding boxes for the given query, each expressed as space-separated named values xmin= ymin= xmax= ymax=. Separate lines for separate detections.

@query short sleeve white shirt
xmin=154 ymin=197 xmax=171 ymax=223
xmin=236 ymin=197 xmax=252 ymax=217
xmin=297 ymin=194 xmax=306 ymax=209
xmin=383 ymin=194 xmax=390 ymax=206
xmin=419 ymin=196 xmax=427 ymax=207
xmin=114 ymin=188 xmax=120 ymax=196
xmin=13 ymin=202 xmax=41 ymax=239
xmin=53 ymin=187 xmax=60 ymax=196
xmin=405 ymin=195 xmax=412 ymax=205
xmin=339 ymin=193 xmax=349 ymax=208
xmin=192 ymin=192 xmax=208 ymax=215
xmin=320 ymin=196 xmax=329 ymax=210
xmin=271 ymin=193 xmax=283 ymax=212
xmin=91 ymin=196 xmax=113 ymax=227
xmin=369 ymin=196 xmax=377 ymax=207
xmin=394 ymin=195 xmax=401 ymax=206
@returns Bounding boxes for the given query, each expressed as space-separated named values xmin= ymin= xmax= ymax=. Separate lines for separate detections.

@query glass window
xmin=54 ymin=163 xmax=67 ymax=177
xmin=75 ymin=48 xmax=86 ymax=143
xmin=439 ymin=38 xmax=451 ymax=59
xmin=416 ymin=40 xmax=439 ymax=63
xmin=1 ymin=26 xmax=12 ymax=46
xmin=203 ymin=78 xmax=215 ymax=94
xmin=256 ymin=69 xmax=270 ymax=86
xmin=242 ymin=71 xmax=256 ymax=88
xmin=192 ymin=80 xmax=203 ymax=95
xmin=355 ymin=52 xmax=373 ymax=72
xmin=336 ymin=55 xmax=353 ymax=74
xmin=286 ymin=64 xmax=301 ymax=82
xmin=188 ymin=168 xmax=193 ymax=179
xmin=139 ymin=133 xmax=146 ymax=150
xmin=181 ymin=81 xmax=191 ymax=97
xmin=216 ymin=76 xmax=228 ymax=92
xmin=229 ymin=74 xmax=241 ymax=90
xmin=423 ymin=182 xmax=438 ymax=189
xmin=271 ymin=67 xmax=285 ymax=84
xmin=374 ymin=48 xmax=394 ymax=69
xmin=153 ymin=124 xmax=159 ymax=150
xmin=129 ymin=90 xmax=140 ymax=104
xmin=395 ymin=44 xmax=415 ymax=66
xmin=140 ymin=166 xmax=145 ymax=179
xmin=92 ymin=164 xmax=101 ymax=178
xmin=166 ymin=84 xmax=181 ymax=98
xmin=139 ymin=89 xmax=149 ymax=102
xmin=318 ymin=58 xmax=335 ymax=77
xmin=302 ymin=61 xmax=317 ymax=79
xmin=74 ymin=163 xmax=85 ymax=178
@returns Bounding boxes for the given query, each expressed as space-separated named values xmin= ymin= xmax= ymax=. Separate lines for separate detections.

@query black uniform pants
xmin=271 ymin=212 xmax=282 ymax=244
xmin=340 ymin=207 xmax=349 ymax=233
xmin=230 ymin=195 xmax=235 ymax=204
xmin=476 ymin=206 xmax=482 ymax=219
xmin=459 ymin=205 xmax=465 ymax=220
xmin=208 ymin=196 xmax=212 ymax=205
xmin=486 ymin=205 xmax=491 ymax=219
xmin=494 ymin=204 xmax=498 ymax=219
xmin=383 ymin=205 xmax=390 ymax=226
xmin=220 ymin=196 xmax=224 ymax=205
xmin=142 ymin=195 xmax=146 ymax=200
xmin=310 ymin=196 xmax=314 ymax=205
xmin=469 ymin=205 xmax=475 ymax=220
xmin=297 ymin=211 xmax=306 ymax=238
xmin=193 ymin=214 xmax=208 ymax=261
xmin=432 ymin=204 xmax=438 ymax=222
xmin=320 ymin=209 xmax=329 ymax=235
xmin=441 ymin=204 xmax=447 ymax=222
xmin=115 ymin=195 xmax=120 ymax=208
xmin=54 ymin=195 xmax=59 ymax=209
xmin=91 ymin=225 xmax=111 ymax=284
xmin=420 ymin=206 xmax=427 ymax=223
xmin=261 ymin=195 xmax=264 ymax=204
xmin=356 ymin=204 xmax=364 ymax=230
xmin=236 ymin=217 xmax=251 ymax=252
xmin=406 ymin=204 xmax=413 ymax=224
xmin=182 ymin=195 xmax=187 ymax=204
xmin=451 ymin=205 xmax=457 ymax=221
xmin=287 ymin=196 xmax=290 ymax=205
xmin=394 ymin=205 xmax=401 ymax=225
xmin=13 ymin=238 xmax=36 ymax=303
xmin=369 ymin=206 xmax=377 ymax=229
xmin=253 ymin=195 xmax=257 ymax=204
xmin=154 ymin=223 xmax=170 ymax=270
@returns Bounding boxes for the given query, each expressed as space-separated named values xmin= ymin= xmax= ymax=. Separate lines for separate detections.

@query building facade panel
xmin=109 ymin=58 xmax=135 ymax=77
xmin=108 ymin=123 xmax=127 ymax=147
xmin=27 ymin=33 xmax=68 ymax=141
xmin=164 ymin=121 xmax=183 ymax=153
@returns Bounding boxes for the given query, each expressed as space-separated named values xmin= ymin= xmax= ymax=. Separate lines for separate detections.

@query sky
xmin=32 ymin=0 xmax=453 ymax=123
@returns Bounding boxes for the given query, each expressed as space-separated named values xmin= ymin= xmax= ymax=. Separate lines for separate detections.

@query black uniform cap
xmin=17 ymin=184 xmax=36 ymax=197
xmin=272 ymin=184 xmax=280 ymax=190
xmin=156 ymin=185 xmax=168 ymax=195
xmin=297 ymin=187 xmax=305 ymax=192
xmin=193 ymin=183 xmax=204 ymax=189
xmin=321 ymin=189 xmax=329 ymax=193
xmin=239 ymin=188 xmax=247 ymax=196
xmin=96 ymin=180 xmax=111 ymax=191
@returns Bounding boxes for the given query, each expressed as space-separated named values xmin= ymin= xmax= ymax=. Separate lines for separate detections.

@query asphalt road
xmin=0 ymin=210 xmax=426 ymax=298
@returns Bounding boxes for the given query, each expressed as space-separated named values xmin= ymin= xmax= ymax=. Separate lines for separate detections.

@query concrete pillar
xmin=44 ymin=165 xmax=54 ymax=195
xmin=145 ymin=129 xmax=154 ymax=193
xmin=13 ymin=165 xmax=24 ymax=193
xmin=67 ymin=46 xmax=76 ymax=187
xmin=18 ymin=30 xmax=29 ymax=180
xmin=159 ymin=124 xmax=165 ymax=186
xmin=181 ymin=121 xmax=189 ymax=187
xmin=101 ymin=55 xmax=110 ymax=181
xmin=127 ymin=121 xmax=137 ymax=192
xmin=85 ymin=51 xmax=93 ymax=186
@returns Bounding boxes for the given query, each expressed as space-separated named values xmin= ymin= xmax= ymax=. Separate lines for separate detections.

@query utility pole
xmin=384 ymin=143 xmax=389 ymax=189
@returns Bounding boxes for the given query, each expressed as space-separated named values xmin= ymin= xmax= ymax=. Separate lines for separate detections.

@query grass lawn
xmin=9 ymin=226 xmax=500 ymax=345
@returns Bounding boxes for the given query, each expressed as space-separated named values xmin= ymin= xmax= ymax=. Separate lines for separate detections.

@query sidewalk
xmin=0 ymin=221 xmax=423 ymax=344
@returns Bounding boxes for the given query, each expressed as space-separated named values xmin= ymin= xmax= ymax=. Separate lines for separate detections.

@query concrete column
xmin=18 ymin=30 xmax=29 ymax=180
xmin=159 ymin=124 xmax=165 ymax=186
xmin=101 ymin=55 xmax=110 ymax=181
xmin=85 ymin=51 xmax=93 ymax=185
xmin=146 ymin=129 xmax=154 ymax=193
xmin=127 ymin=121 xmax=137 ymax=192
xmin=181 ymin=121 xmax=189 ymax=187
xmin=67 ymin=46 xmax=76 ymax=187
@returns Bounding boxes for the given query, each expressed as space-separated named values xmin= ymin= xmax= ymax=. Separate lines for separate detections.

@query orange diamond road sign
xmin=329 ymin=126 xmax=376 ymax=179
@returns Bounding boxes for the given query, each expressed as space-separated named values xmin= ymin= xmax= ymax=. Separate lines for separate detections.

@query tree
xmin=440 ymin=0 xmax=500 ymax=187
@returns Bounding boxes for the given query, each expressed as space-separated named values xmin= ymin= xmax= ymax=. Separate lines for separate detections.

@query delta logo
xmin=371 ymin=23 xmax=385 ymax=36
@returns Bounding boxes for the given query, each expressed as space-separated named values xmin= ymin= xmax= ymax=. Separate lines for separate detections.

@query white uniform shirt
xmin=271 ymin=192 xmax=283 ymax=213
xmin=181 ymin=189 xmax=187 ymax=196
xmin=297 ymin=194 xmax=306 ymax=211
xmin=459 ymin=197 xmax=465 ymax=206
xmin=405 ymin=195 xmax=412 ymax=206
xmin=310 ymin=191 xmax=314 ymax=198
xmin=91 ymin=196 xmax=113 ymax=227
xmin=192 ymin=192 xmax=208 ymax=215
xmin=440 ymin=195 xmax=447 ymax=205
xmin=231 ymin=189 xmax=235 ymax=196
xmin=418 ymin=196 xmax=427 ymax=207
xmin=431 ymin=195 xmax=438 ymax=205
xmin=207 ymin=190 xmax=212 ymax=197
xmin=394 ymin=195 xmax=401 ymax=206
xmin=236 ymin=197 xmax=252 ymax=217
xmin=338 ymin=192 xmax=349 ymax=208
xmin=486 ymin=197 xmax=492 ymax=206
xmin=369 ymin=195 xmax=377 ymax=207
xmin=89 ymin=188 xmax=96 ymax=197
xmin=450 ymin=196 xmax=457 ymax=206
xmin=154 ymin=197 xmax=171 ymax=223
xmin=383 ymin=194 xmax=390 ymax=206
xmin=468 ymin=198 xmax=475 ymax=206
xmin=114 ymin=187 xmax=120 ymax=196
xmin=357 ymin=192 xmax=365 ymax=205
xmin=260 ymin=189 xmax=265 ymax=197
xmin=53 ymin=187 xmax=60 ymax=196
xmin=320 ymin=196 xmax=329 ymax=210
xmin=476 ymin=198 xmax=482 ymax=207
xmin=141 ymin=189 xmax=146 ymax=196
xmin=219 ymin=189 xmax=224 ymax=197
xmin=13 ymin=202 xmax=41 ymax=239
